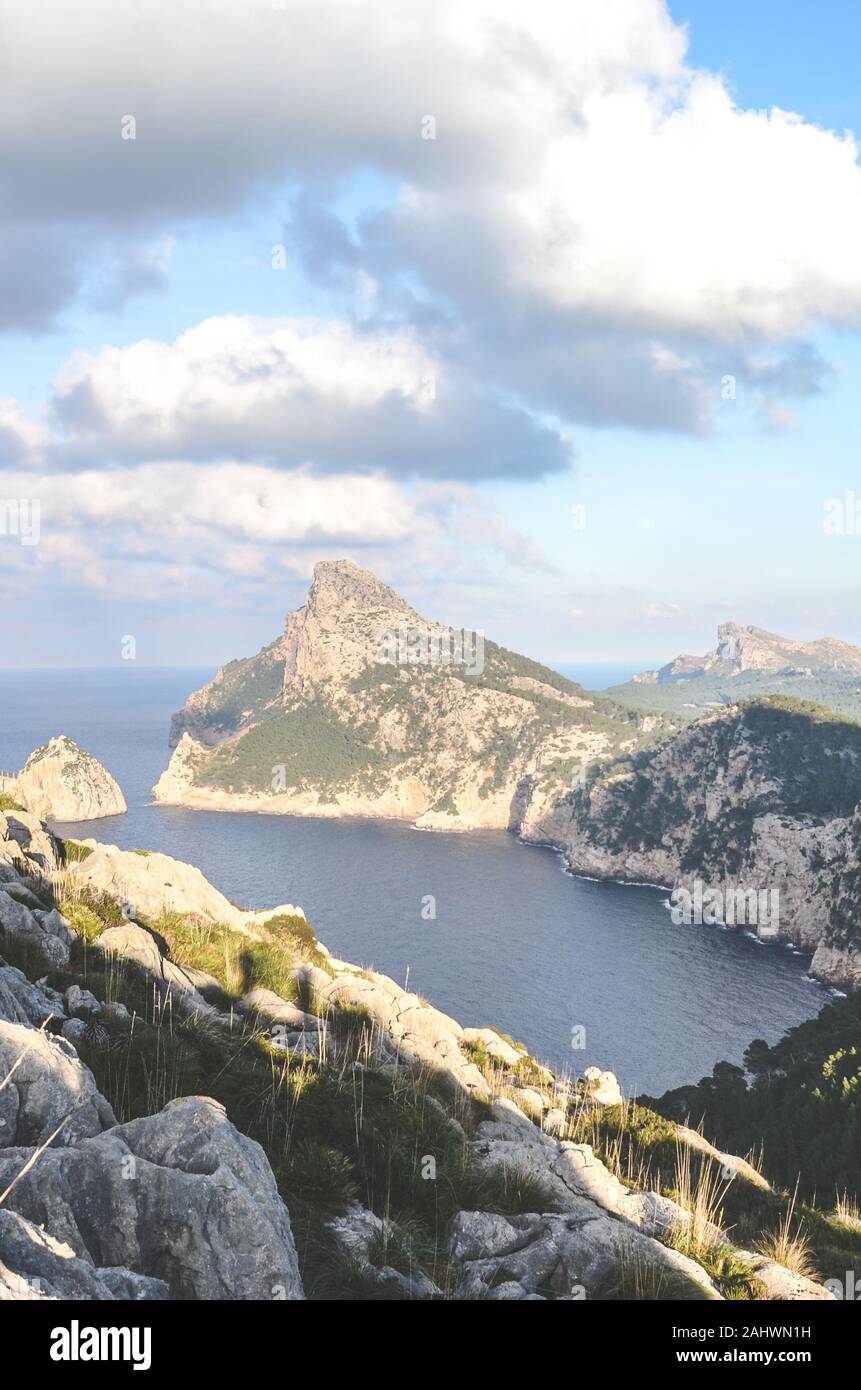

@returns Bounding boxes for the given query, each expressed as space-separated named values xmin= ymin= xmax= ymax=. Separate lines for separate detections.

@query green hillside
xmin=609 ymin=669 xmax=861 ymax=722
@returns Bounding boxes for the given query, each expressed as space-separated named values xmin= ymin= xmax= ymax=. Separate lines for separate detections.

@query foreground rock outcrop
xmin=0 ymin=808 xmax=841 ymax=1302
xmin=2 ymin=736 xmax=126 ymax=822
xmin=70 ymin=838 xmax=304 ymax=935
xmin=0 ymin=1209 xmax=169 ymax=1301
xmin=448 ymin=1208 xmax=717 ymax=1301
xmin=0 ymin=1097 xmax=304 ymax=1301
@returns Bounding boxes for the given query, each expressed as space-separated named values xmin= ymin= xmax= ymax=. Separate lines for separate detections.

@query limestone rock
xmin=95 ymin=923 xmax=215 ymax=1019
xmin=0 ymin=1019 xmax=116 ymax=1146
xmin=65 ymin=984 xmax=102 ymax=1016
xmin=103 ymin=1000 xmax=131 ymax=1024
xmin=448 ymin=1208 xmax=720 ymax=1301
xmin=0 ymin=1209 xmax=169 ymax=1301
xmin=14 ymin=736 xmax=126 ymax=821
xmin=0 ymin=1096 xmax=304 ymax=1300
xmin=677 ymin=1125 xmax=772 ymax=1193
xmin=72 ymin=841 xmax=304 ymax=934
xmin=512 ymin=1086 xmax=547 ymax=1119
xmin=325 ymin=1205 xmax=438 ymax=1299
xmin=582 ymin=1066 xmax=624 ymax=1106
xmin=521 ymin=703 xmax=861 ymax=984
xmin=0 ymin=966 xmax=65 ymax=1028
xmin=738 ymin=1250 xmax=836 ymax=1301
xmin=241 ymin=987 xmax=318 ymax=1030
xmin=60 ymin=1018 xmax=88 ymax=1046
xmin=0 ymin=891 xmax=74 ymax=969
xmin=462 ymin=1026 xmax=523 ymax=1067
xmin=0 ymin=810 xmax=64 ymax=875
xmin=151 ymin=732 xmax=210 ymax=804
xmin=155 ymin=560 xmax=674 ymax=831
xmin=470 ymin=1101 xmax=690 ymax=1240
xmin=316 ymin=966 xmax=487 ymax=1096
xmin=810 ymin=940 xmax=861 ymax=992
xmin=290 ymin=962 xmax=334 ymax=1004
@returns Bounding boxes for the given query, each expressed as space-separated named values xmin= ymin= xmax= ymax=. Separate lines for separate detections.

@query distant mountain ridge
xmin=609 ymin=623 xmax=861 ymax=720
xmin=637 ymin=623 xmax=861 ymax=684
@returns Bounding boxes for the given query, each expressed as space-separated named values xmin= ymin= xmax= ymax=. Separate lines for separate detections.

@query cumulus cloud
xmin=45 ymin=314 xmax=571 ymax=479
xmin=0 ymin=0 xmax=859 ymax=437
xmin=0 ymin=401 xmax=49 ymax=465
xmin=0 ymin=460 xmax=549 ymax=603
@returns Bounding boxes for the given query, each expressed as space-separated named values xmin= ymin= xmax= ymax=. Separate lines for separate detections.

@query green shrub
xmin=60 ymin=838 xmax=94 ymax=864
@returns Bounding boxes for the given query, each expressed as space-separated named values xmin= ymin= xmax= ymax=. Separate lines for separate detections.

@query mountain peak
xmin=307 ymin=559 xmax=417 ymax=622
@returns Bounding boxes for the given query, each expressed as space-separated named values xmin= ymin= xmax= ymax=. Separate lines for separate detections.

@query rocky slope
xmin=1 ymin=736 xmax=127 ymax=821
xmin=155 ymin=559 xmax=679 ymax=829
xmin=0 ymin=808 xmax=843 ymax=1301
xmin=521 ymin=697 xmax=861 ymax=990
xmin=611 ymin=624 xmax=861 ymax=720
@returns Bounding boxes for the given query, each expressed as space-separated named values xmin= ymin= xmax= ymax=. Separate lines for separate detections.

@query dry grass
xmin=665 ymin=1139 xmax=729 ymax=1263
xmin=833 ymin=1189 xmax=861 ymax=1231
xmin=755 ymin=1184 xmax=817 ymax=1279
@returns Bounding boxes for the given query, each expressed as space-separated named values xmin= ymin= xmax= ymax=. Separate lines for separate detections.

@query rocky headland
xmin=154 ymin=559 xmax=678 ymax=831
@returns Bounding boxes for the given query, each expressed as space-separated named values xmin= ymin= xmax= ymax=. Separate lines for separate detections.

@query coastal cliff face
xmin=0 ymin=808 xmax=840 ymax=1302
xmin=2 ymin=736 xmax=127 ymax=822
xmin=521 ymin=699 xmax=861 ymax=990
xmin=156 ymin=559 xmax=677 ymax=829
xmin=156 ymin=563 xmax=861 ymax=990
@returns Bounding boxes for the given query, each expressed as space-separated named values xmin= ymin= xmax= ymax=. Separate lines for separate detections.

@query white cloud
xmin=0 ymin=400 xmax=49 ymax=465
xmin=0 ymin=461 xmax=549 ymax=599
xmin=49 ymin=314 xmax=570 ymax=479
xmin=54 ymin=315 xmax=435 ymax=446
xmin=0 ymin=1 xmax=858 ymax=433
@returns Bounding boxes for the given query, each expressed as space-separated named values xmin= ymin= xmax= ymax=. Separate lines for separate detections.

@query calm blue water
xmin=0 ymin=667 xmax=828 ymax=1094
xmin=552 ymin=661 xmax=660 ymax=690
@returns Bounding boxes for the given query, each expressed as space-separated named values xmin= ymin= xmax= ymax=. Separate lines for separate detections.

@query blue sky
xmin=2 ymin=0 xmax=861 ymax=668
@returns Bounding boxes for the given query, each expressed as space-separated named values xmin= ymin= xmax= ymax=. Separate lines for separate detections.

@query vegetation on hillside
xmin=609 ymin=669 xmax=861 ymax=724
xmin=201 ymin=700 xmax=395 ymax=795
xmin=191 ymin=629 xmax=683 ymax=802
xmin=566 ymin=697 xmax=861 ymax=872
xmin=648 ymin=994 xmax=861 ymax=1210
xmin=170 ymin=636 xmax=286 ymax=743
